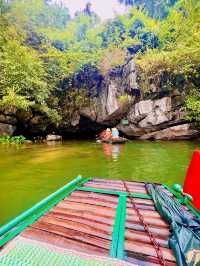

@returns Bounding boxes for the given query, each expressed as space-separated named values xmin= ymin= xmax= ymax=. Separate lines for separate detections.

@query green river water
xmin=0 ymin=140 xmax=199 ymax=226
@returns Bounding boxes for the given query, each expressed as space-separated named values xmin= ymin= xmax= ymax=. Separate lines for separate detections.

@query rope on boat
xmin=122 ymin=181 xmax=166 ymax=266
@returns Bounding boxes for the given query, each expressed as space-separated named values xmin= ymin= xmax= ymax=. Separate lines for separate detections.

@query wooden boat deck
xmin=0 ymin=177 xmax=198 ymax=265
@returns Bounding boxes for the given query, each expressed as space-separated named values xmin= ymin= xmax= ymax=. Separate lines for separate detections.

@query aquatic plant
xmin=0 ymin=135 xmax=27 ymax=144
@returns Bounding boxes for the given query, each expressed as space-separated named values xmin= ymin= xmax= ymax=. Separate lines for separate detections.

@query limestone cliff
xmin=84 ymin=58 xmax=199 ymax=140
xmin=0 ymin=57 xmax=199 ymax=140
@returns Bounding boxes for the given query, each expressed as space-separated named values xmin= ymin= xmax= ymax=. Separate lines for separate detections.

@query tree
xmin=83 ymin=2 xmax=92 ymax=16
xmin=0 ymin=40 xmax=49 ymax=107
xmin=118 ymin=0 xmax=178 ymax=19
xmin=6 ymin=0 xmax=70 ymax=30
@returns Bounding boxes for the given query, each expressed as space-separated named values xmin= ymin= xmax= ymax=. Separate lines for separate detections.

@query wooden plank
xmin=63 ymin=196 xmax=117 ymax=208
xmin=37 ymin=215 xmax=112 ymax=240
xmin=127 ymin=208 xmax=165 ymax=219
xmin=127 ymin=215 xmax=169 ymax=228
xmin=124 ymin=181 xmax=146 ymax=187
xmin=86 ymin=181 xmax=146 ymax=190
xmin=126 ymin=222 xmax=170 ymax=238
xmin=83 ymin=183 xmax=127 ymax=192
xmin=50 ymin=206 xmax=115 ymax=221
xmin=66 ymin=194 xmax=155 ymax=210
xmin=90 ymin=178 xmax=125 ymax=184
xmin=125 ymin=186 xmax=148 ymax=194
xmin=122 ymin=181 xmax=147 ymax=187
xmin=132 ymin=204 xmax=155 ymax=211
xmin=30 ymin=221 xmax=111 ymax=250
xmin=91 ymin=180 xmax=149 ymax=192
xmin=83 ymin=183 xmax=148 ymax=194
xmin=86 ymin=180 xmax=123 ymax=186
xmin=22 ymin=227 xmax=108 ymax=256
xmin=125 ymin=229 xmax=169 ymax=248
xmin=126 ymin=255 xmax=161 ymax=266
xmin=78 ymin=187 xmax=152 ymax=199
xmin=57 ymin=201 xmax=116 ymax=217
xmin=128 ymin=198 xmax=154 ymax=205
xmin=126 ymin=251 xmax=177 ymax=266
xmin=70 ymin=191 xmax=119 ymax=203
xmin=49 ymin=206 xmax=115 ymax=225
xmin=70 ymin=191 xmax=154 ymax=207
xmin=92 ymin=178 xmax=146 ymax=187
xmin=48 ymin=211 xmax=114 ymax=229
xmin=125 ymin=240 xmax=176 ymax=262
xmin=43 ymin=213 xmax=113 ymax=234
xmin=83 ymin=184 xmax=147 ymax=194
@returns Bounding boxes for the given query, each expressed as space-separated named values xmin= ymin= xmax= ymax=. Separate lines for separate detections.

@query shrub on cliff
xmin=99 ymin=47 xmax=126 ymax=76
xmin=185 ymin=89 xmax=200 ymax=122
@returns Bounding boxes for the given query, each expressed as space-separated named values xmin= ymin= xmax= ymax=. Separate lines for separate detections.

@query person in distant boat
xmin=105 ymin=128 xmax=112 ymax=140
xmin=112 ymin=128 xmax=119 ymax=139
xmin=99 ymin=128 xmax=112 ymax=140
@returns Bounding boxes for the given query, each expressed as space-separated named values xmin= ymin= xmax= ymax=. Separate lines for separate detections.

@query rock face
xmin=117 ymin=95 xmax=200 ymax=140
xmin=140 ymin=124 xmax=199 ymax=140
xmin=0 ymin=123 xmax=16 ymax=136
xmin=106 ymin=81 xmax=119 ymax=115
xmin=85 ymin=58 xmax=199 ymax=140
xmin=119 ymin=97 xmax=172 ymax=133
xmin=0 ymin=57 xmax=199 ymax=140
xmin=96 ymin=58 xmax=137 ymax=123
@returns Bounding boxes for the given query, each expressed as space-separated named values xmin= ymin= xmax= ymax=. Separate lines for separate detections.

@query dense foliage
xmin=0 ymin=0 xmax=200 ymax=126
xmin=118 ymin=0 xmax=178 ymax=19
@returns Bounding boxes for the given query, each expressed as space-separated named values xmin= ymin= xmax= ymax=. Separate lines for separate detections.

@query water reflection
xmin=46 ymin=141 xmax=62 ymax=146
xmin=102 ymin=143 xmax=124 ymax=161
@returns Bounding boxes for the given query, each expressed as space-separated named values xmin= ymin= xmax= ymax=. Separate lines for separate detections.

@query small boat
xmin=100 ymin=137 xmax=128 ymax=144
